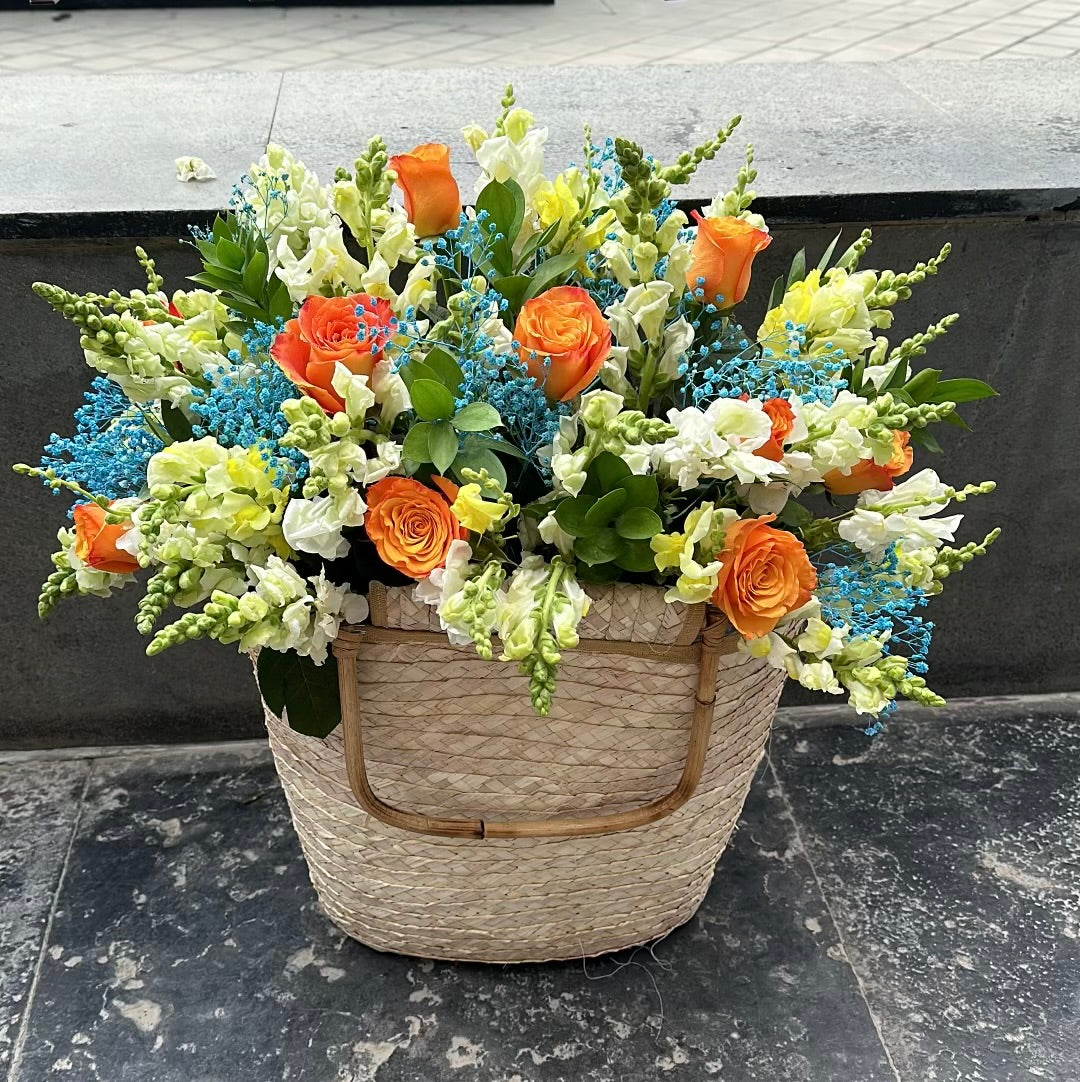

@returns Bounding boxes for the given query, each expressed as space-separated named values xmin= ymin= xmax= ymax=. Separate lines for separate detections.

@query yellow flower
xmin=450 ymin=483 xmax=509 ymax=534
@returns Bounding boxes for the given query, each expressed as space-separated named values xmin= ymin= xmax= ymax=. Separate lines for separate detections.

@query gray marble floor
xmin=1 ymin=706 xmax=1077 ymax=1082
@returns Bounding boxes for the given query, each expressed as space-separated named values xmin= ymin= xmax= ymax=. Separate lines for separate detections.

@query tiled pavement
xmin=1 ymin=708 xmax=1078 ymax=1081
xmin=2 ymin=0 xmax=1080 ymax=74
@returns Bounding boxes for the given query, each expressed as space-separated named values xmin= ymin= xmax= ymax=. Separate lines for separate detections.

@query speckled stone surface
xmin=772 ymin=714 xmax=1080 ymax=1082
xmin=7 ymin=748 xmax=894 ymax=1082
xmin=3 ymin=710 xmax=1078 ymax=1081
xmin=0 ymin=761 xmax=88 ymax=1071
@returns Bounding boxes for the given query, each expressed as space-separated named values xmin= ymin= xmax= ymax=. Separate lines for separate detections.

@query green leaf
xmin=491 ymin=274 xmax=531 ymax=316
xmin=269 ymin=280 xmax=294 ymax=323
xmin=423 ymin=347 xmax=464 ymax=392
xmin=575 ymin=528 xmax=624 ymax=566
xmin=242 ymin=249 xmax=269 ymax=301
xmin=516 ymin=219 xmax=562 ymax=270
xmin=217 ymin=237 xmax=245 ymax=270
xmin=614 ymin=506 xmax=662 ymax=540
xmin=398 ymin=359 xmax=442 ymax=389
xmin=927 ymin=378 xmax=998 ymax=404
xmin=943 ymin=411 xmax=972 ymax=431
xmin=777 ymin=500 xmax=814 ymax=529
xmin=616 ymin=474 xmax=659 ymax=510
xmin=909 ymin=427 xmax=943 ymax=454
xmin=401 ymin=421 xmax=432 ymax=463
xmin=553 ymin=495 xmax=598 ymax=538
xmin=523 ymin=251 xmax=584 ymax=302
xmin=902 ymin=368 xmax=941 ymax=403
xmin=588 ymin=451 xmax=632 ymax=495
xmin=767 ymin=274 xmax=785 ymax=311
xmin=475 ymin=179 xmax=524 ymax=276
xmin=257 ymin=649 xmax=341 ymax=739
xmin=159 ymin=400 xmax=193 ymax=442
xmin=786 ymin=247 xmax=806 ymax=288
xmin=816 ymin=232 xmax=842 ymax=273
xmin=464 ymin=434 xmax=528 ymax=460
xmin=428 ymin=420 xmax=459 ymax=474
xmin=411 ymin=378 xmax=456 ymax=422
xmin=616 ymin=539 xmax=659 ymax=573
xmin=453 ymin=447 xmax=507 ymax=490
xmin=584 ymin=488 xmax=627 ymax=527
xmin=452 ymin=402 xmax=502 ymax=432
xmin=576 ymin=561 xmax=622 ymax=585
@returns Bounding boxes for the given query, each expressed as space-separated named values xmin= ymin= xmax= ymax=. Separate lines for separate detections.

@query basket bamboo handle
xmin=333 ymin=617 xmax=728 ymax=840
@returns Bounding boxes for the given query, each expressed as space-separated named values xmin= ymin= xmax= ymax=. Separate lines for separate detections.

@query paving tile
xmin=0 ymin=760 xmax=89 ymax=1072
xmin=10 ymin=749 xmax=897 ymax=1082
xmin=772 ymin=714 xmax=1080 ymax=1081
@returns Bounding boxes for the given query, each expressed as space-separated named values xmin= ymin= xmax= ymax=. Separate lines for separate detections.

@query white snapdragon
xmin=653 ymin=398 xmax=780 ymax=490
xmin=466 ymin=113 xmax=549 ymax=202
xmin=414 ymin=539 xmax=479 ymax=646
xmin=274 ymin=221 xmax=366 ymax=303
xmin=282 ymin=490 xmax=367 ymax=561
xmin=839 ymin=469 xmax=962 ymax=562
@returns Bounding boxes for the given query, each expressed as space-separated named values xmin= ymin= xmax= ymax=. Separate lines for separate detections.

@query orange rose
xmin=754 ymin=397 xmax=796 ymax=463
xmin=270 ymin=293 xmax=394 ymax=414
xmin=712 ymin=515 xmax=816 ymax=640
xmin=824 ymin=431 xmax=913 ymax=496
xmin=364 ymin=476 xmax=466 ymax=580
xmin=390 ymin=143 xmax=462 ymax=238
xmin=514 ymin=285 xmax=612 ymax=401
xmin=72 ymin=502 xmax=140 ymax=575
xmin=686 ymin=214 xmax=772 ymax=308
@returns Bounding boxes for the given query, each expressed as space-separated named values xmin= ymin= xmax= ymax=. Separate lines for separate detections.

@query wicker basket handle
xmin=333 ymin=617 xmax=729 ymax=840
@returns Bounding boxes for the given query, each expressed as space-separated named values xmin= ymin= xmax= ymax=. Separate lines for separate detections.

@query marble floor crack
xmin=766 ymin=755 xmax=905 ymax=1082
xmin=6 ymin=761 xmax=93 ymax=1082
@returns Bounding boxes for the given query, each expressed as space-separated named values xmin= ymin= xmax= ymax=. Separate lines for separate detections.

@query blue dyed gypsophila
xmin=815 ymin=543 xmax=934 ymax=731
xmin=40 ymin=377 xmax=164 ymax=507
xmin=677 ymin=305 xmax=846 ymax=408
xmin=190 ymin=359 xmax=307 ymax=485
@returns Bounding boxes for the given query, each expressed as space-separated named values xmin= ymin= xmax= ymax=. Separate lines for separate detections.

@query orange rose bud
xmin=270 ymin=293 xmax=394 ymax=414
xmin=823 ymin=430 xmax=913 ymax=496
xmin=754 ymin=397 xmax=796 ymax=463
xmin=72 ymin=502 xmax=140 ymax=575
xmin=686 ymin=214 xmax=772 ymax=308
xmin=363 ymin=476 xmax=467 ymax=580
xmin=712 ymin=515 xmax=816 ymax=640
xmin=390 ymin=143 xmax=462 ymax=238
xmin=514 ymin=285 xmax=612 ymax=401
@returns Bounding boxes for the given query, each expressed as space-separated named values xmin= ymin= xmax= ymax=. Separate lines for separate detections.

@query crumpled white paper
xmin=174 ymin=156 xmax=217 ymax=182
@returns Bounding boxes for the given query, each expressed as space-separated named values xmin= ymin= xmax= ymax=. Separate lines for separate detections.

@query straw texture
xmin=263 ymin=584 xmax=785 ymax=963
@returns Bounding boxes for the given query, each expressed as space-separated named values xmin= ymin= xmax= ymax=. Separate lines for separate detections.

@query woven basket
xmin=262 ymin=582 xmax=785 ymax=963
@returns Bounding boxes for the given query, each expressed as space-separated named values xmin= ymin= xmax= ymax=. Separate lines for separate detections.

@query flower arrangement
xmin=17 ymin=87 xmax=1000 ymax=737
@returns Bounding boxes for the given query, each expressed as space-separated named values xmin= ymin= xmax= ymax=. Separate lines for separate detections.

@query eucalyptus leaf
xmin=590 ymin=451 xmax=632 ymax=493
xmin=398 ymin=360 xmax=442 ymax=389
xmin=584 ymin=488 xmax=628 ymax=527
xmin=614 ymin=506 xmax=662 ymax=540
xmin=553 ymin=495 xmax=598 ymax=538
xmin=575 ymin=528 xmax=624 ymax=567
xmin=615 ymin=540 xmax=659 ymax=573
xmin=616 ymin=474 xmax=659 ymax=510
